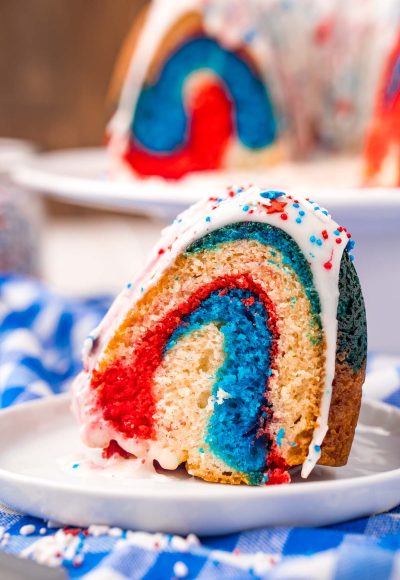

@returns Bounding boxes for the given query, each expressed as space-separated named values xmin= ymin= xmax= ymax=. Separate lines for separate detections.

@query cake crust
xmin=320 ymin=360 xmax=365 ymax=467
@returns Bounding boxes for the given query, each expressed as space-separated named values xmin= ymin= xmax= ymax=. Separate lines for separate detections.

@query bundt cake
xmin=73 ymin=186 xmax=367 ymax=485
xmin=108 ymin=0 xmax=399 ymax=184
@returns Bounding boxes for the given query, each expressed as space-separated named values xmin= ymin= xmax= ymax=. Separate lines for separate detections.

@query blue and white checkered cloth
xmin=1 ymin=275 xmax=400 ymax=580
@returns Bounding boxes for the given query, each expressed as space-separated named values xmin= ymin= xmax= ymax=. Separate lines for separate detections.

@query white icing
xmin=73 ymin=185 xmax=350 ymax=479
xmin=57 ymin=450 xmax=173 ymax=482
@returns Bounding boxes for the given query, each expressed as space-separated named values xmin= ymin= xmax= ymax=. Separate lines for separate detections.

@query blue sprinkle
xmin=334 ymin=229 xmax=340 ymax=236
xmin=296 ymin=217 xmax=302 ymax=224
xmin=310 ymin=235 xmax=316 ymax=243
xmin=72 ymin=463 xmax=80 ymax=469
xmin=127 ymin=282 xmax=132 ymax=289
xmin=205 ymin=216 xmax=211 ymax=222
xmin=314 ymin=206 xmax=320 ymax=211
xmin=140 ymin=287 xmax=144 ymax=293
xmin=242 ymin=205 xmax=250 ymax=212
xmin=346 ymin=239 xmax=355 ymax=251
xmin=276 ymin=427 xmax=285 ymax=448
xmin=291 ymin=442 xmax=297 ymax=447
xmin=316 ymin=239 xmax=323 ymax=246
xmin=299 ymin=210 xmax=305 ymax=216
xmin=199 ymin=447 xmax=204 ymax=454
xmin=293 ymin=202 xmax=300 ymax=208
xmin=322 ymin=210 xmax=329 ymax=216
xmin=314 ymin=445 xmax=321 ymax=453
xmin=260 ymin=190 xmax=285 ymax=200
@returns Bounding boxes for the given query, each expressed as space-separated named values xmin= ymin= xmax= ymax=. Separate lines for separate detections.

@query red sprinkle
xmin=280 ymin=213 xmax=288 ymax=220
xmin=324 ymin=261 xmax=333 ymax=270
xmin=322 ymin=230 xmax=329 ymax=240
xmin=63 ymin=528 xmax=82 ymax=536
xmin=336 ymin=238 xmax=342 ymax=244
xmin=266 ymin=199 xmax=287 ymax=214
xmin=158 ymin=248 xmax=165 ymax=256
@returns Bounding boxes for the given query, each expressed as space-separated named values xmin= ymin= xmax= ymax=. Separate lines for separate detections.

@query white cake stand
xmin=11 ymin=146 xmax=400 ymax=220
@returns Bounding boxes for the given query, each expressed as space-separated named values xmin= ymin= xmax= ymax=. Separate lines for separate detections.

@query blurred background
xmin=0 ymin=0 xmax=145 ymax=149
xmin=0 ymin=0 xmax=162 ymax=297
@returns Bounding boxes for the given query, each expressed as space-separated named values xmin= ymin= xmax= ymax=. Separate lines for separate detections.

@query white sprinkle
xmin=173 ymin=561 xmax=188 ymax=578
xmin=186 ymin=534 xmax=200 ymax=547
xmin=88 ymin=524 xmax=110 ymax=537
xmin=1 ymin=532 xmax=10 ymax=546
xmin=108 ymin=527 xmax=123 ymax=537
xmin=73 ymin=554 xmax=84 ymax=566
xmin=21 ymin=529 xmax=78 ymax=567
xmin=20 ymin=524 xmax=36 ymax=536
xmin=170 ymin=536 xmax=189 ymax=552
xmin=40 ymin=528 xmax=47 ymax=535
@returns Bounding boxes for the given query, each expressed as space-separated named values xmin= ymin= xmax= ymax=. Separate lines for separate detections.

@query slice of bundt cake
xmin=73 ymin=186 xmax=367 ymax=485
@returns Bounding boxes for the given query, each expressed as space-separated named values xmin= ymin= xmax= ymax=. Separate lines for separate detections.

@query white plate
xmin=0 ymin=138 xmax=36 ymax=175
xmin=12 ymin=147 xmax=400 ymax=220
xmin=0 ymin=395 xmax=399 ymax=535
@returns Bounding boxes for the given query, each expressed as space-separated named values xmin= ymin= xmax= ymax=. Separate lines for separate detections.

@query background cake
xmin=364 ymin=32 xmax=400 ymax=186
xmin=108 ymin=0 xmax=399 ymax=184
xmin=73 ymin=186 xmax=367 ymax=485
xmin=107 ymin=0 xmax=284 ymax=179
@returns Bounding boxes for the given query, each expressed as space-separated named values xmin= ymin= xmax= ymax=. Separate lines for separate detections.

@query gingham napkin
xmin=1 ymin=275 xmax=400 ymax=580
